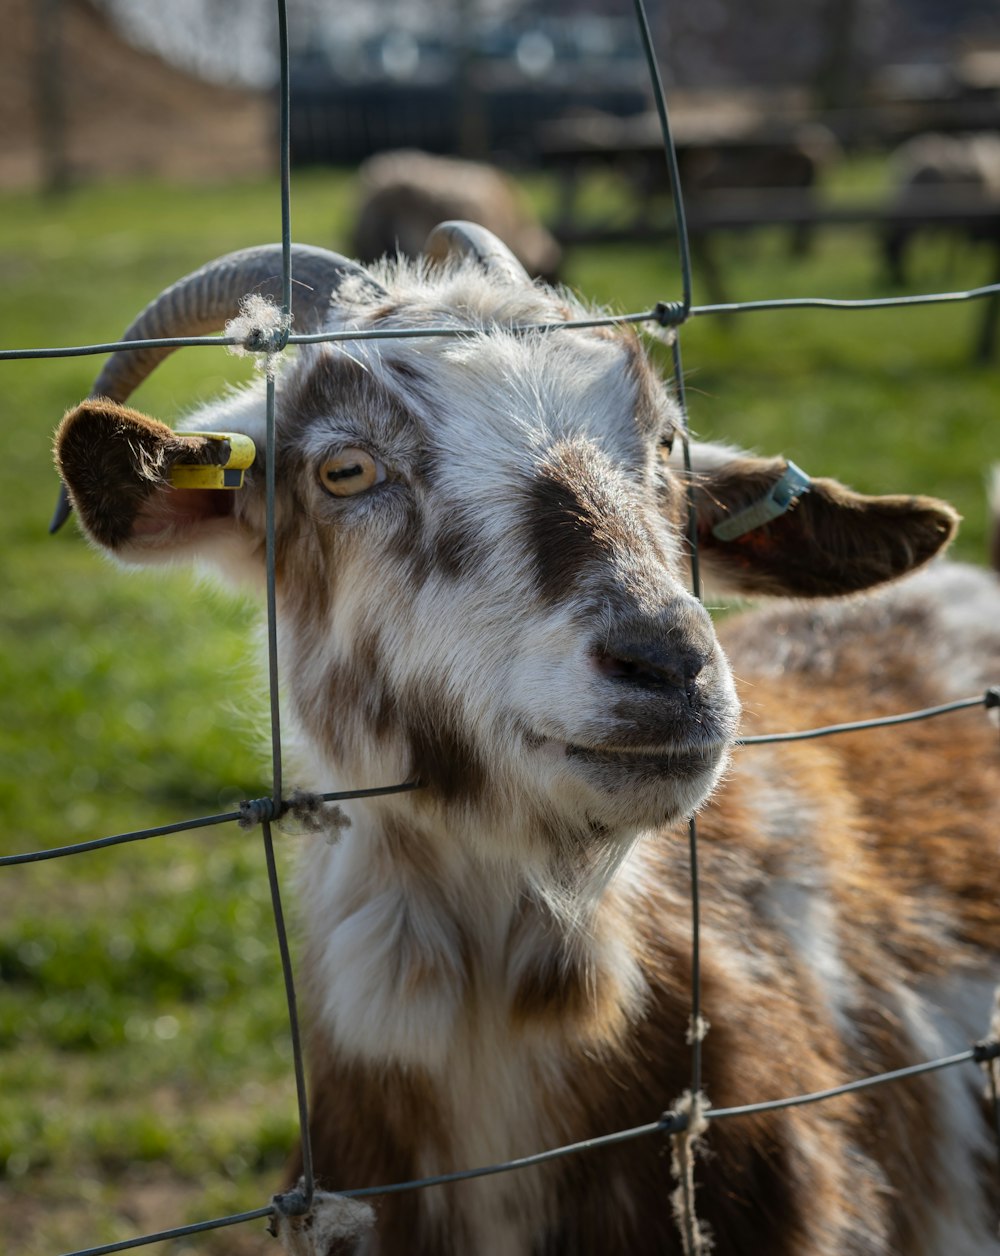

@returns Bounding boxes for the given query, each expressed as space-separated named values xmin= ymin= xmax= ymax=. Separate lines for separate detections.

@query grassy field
xmin=1 ymin=164 xmax=998 ymax=1254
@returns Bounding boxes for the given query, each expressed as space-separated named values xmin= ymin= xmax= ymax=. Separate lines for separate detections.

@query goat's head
xmin=55 ymin=225 xmax=958 ymax=870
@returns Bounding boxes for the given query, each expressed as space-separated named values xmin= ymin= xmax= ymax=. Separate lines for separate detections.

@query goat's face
xmin=54 ymin=233 xmax=958 ymax=861
xmin=262 ymin=321 xmax=735 ymax=845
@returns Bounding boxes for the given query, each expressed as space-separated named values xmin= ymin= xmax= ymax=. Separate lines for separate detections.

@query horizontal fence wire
xmin=4 ymin=282 xmax=1000 ymax=362
xmin=62 ymin=1208 xmax=276 ymax=1256
xmin=0 ymin=783 xmax=421 ymax=867
xmin=338 ymin=1042 xmax=1000 ymax=1200
xmin=5 ymin=0 xmax=1000 ymax=1251
xmin=3 ymin=690 xmax=993 ymax=870
xmin=54 ymin=1041 xmax=1000 ymax=1256
xmin=736 ymin=689 xmax=998 ymax=746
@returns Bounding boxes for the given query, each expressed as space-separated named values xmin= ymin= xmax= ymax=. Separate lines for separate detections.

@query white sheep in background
xmin=55 ymin=224 xmax=999 ymax=1255
xmin=884 ymin=131 xmax=1000 ymax=284
xmin=352 ymin=149 xmax=562 ymax=282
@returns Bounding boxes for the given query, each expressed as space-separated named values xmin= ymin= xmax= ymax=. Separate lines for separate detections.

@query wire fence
xmin=3 ymin=0 xmax=1000 ymax=1252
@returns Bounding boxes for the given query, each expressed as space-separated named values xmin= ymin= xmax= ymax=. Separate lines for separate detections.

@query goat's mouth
xmin=522 ymin=723 xmax=733 ymax=824
xmin=528 ymin=731 xmax=727 ymax=783
xmin=565 ymin=740 xmax=725 ymax=779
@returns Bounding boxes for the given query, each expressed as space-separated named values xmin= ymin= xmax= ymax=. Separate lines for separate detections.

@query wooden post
xmin=36 ymin=0 xmax=71 ymax=194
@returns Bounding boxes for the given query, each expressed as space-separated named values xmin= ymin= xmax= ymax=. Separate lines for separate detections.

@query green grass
xmin=1 ymin=165 xmax=998 ymax=1253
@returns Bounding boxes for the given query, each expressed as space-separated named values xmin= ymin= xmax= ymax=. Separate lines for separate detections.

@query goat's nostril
xmin=594 ymin=651 xmax=649 ymax=683
xmin=593 ymin=646 xmax=706 ymax=694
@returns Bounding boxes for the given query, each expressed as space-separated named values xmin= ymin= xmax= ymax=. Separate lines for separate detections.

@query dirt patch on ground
xmin=0 ymin=0 xmax=271 ymax=190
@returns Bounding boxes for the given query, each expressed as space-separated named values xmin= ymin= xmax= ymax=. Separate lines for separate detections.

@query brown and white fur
xmin=55 ymin=247 xmax=999 ymax=1255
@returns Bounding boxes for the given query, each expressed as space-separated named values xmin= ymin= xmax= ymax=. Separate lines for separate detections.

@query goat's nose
xmin=593 ymin=604 xmax=714 ymax=695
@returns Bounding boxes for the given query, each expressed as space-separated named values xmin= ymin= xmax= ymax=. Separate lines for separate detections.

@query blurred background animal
xmin=352 ymin=149 xmax=562 ymax=281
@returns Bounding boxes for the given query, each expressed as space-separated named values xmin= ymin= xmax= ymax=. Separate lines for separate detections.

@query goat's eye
xmin=318 ymin=449 xmax=386 ymax=496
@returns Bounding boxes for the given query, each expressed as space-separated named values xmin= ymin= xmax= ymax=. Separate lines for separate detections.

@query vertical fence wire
xmin=630 ymin=0 xmax=692 ymax=319
xmin=259 ymin=0 xmax=317 ymax=1218
xmin=631 ymin=8 xmax=708 ymax=1244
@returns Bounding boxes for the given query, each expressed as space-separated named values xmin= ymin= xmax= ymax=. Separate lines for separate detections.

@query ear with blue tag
xmin=667 ymin=446 xmax=959 ymax=598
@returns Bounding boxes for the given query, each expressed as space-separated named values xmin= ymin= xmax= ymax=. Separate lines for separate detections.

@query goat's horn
xmin=90 ymin=243 xmax=383 ymax=404
xmin=50 ymin=244 xmax=384 ymax=532
xmin=424 ymin=220 xmax=531 ymax=285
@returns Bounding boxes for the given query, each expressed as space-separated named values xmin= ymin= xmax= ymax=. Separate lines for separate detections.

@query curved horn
xmin=91 ymin=244 xmax=383 ymax=405
xmin=51 ymin=244 xmax=384 ymax=532
xmin=424 ymin=220 xmax=531 ymax=286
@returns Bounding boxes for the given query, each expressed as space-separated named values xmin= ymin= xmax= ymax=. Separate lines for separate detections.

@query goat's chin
xmin=539 ymin=737 xmax=731 ymax=831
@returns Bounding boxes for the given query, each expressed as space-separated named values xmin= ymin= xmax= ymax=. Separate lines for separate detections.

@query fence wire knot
xmin=975 ymin=1038 xmax=1000 ymax=1064
xmin=977 ymin=988 xmax=1000 ymax=1174
xmin=226 ymin=293 xmax=291 ymax=376
xmin=238 ymin=790 xmax=351 ymax=837
xmin=269 ymin=1183 xmax=376 ymax=1256
xmin=985 ymin=688 xmax=1000 ymax=740
xmin=975 ymin=987 xmax=1000 ymax=1069
xmin=239 ymin=795 xmax=285 ymax=829
xmin=652 ymin=299 xmax=688 ymax=329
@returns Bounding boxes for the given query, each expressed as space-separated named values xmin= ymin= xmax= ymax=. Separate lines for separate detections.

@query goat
xmin=54 ymin=224 xmax=999 ymax=1255
xmin=352 ymin=149 xmax=562 ymax=283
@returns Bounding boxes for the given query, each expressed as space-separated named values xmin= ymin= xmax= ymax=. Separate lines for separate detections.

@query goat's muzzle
xmin=526 ymin=597 xmax=738 ymax=826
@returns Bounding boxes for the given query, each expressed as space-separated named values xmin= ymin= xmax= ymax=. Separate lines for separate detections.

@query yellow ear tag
xmin=169 ymin=432 xmax=257 ymax=490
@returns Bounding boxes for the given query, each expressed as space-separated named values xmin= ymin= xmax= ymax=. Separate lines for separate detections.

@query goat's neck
xmin=301 ymin=799 xmax=651 ymax=1073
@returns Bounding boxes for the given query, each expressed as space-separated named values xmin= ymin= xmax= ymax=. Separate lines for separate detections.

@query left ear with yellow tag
xmin=169 ymin=432 xmax=257 ymax=489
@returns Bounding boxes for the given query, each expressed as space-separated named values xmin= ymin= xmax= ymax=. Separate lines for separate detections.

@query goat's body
xmin=296 ymin=561 xmax=1000 ymax=1255
xmin=54 ymin=239 xmax=996 ymax=1253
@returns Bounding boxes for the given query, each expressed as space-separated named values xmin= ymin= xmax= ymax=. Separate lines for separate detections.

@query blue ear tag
xmin=711 ymin=461 xmax=812 ymax=542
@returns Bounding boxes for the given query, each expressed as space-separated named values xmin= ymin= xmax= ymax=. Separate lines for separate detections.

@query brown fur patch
xmin=511 ymin=919 xmax=828 ymax=1255
xmin=849 ymin=989 xmax=948 ymax=1252
xmin=403 ymin=691 xmax=489 ymax=806
xmin=282 ymin=350 xmax=420 ymax=451
xmin=292 ymin=1045 xmax=456 ymax=1255
xmin=721 ymin=602 xmax=1000 ymax=961
xmin=527 ymin=445 xmax=656 ymax=606
xmin=527 ymin=468 xmax=612 ymax=605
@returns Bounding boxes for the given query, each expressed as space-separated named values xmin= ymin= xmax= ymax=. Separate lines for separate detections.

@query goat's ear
xmin=671 ymin=444 xmax=959 ymax=597
xmin=55 ymin=400 xmax=249 ymax=565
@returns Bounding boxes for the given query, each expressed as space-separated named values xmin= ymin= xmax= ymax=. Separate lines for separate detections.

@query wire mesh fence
xmin=3 ymin=0 xmax=1000 ymax=1253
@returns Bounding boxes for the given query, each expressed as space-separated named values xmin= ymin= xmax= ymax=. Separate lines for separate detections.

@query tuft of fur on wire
xmin=283 ymin=790 xmax=352 ymax=842
xmin=270 ymin=1187 xmax=376 ymax=1256
xmin=669 ymin=1090 xmax=713 ymax=1255
xmin=225 ymin=293 xmax=292 ymax=377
